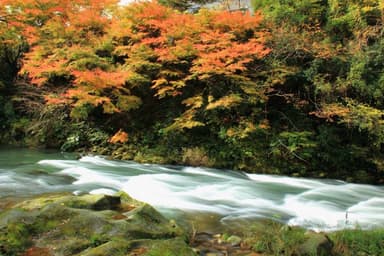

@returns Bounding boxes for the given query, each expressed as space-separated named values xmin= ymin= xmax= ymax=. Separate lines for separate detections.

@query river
xmin=0 ymin=148 xmax=383 ymax=233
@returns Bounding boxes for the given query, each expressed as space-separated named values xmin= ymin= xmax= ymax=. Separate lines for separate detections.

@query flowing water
xmin=0 ymin=148 xmax=383 ymax=232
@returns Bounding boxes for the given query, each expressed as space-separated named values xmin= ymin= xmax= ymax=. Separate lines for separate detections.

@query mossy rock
xmin=115 ymin=190 xmax=144 ymax=208
xmin=63 ymin=194 xmax=121 ymax=210
xmin=143 ymin=237 xmax=197 ymax=256
xmin=108 ymin=204 xmax=184 ymax=239
xmin=76 ymin=239 xmax=132 ymax=256
xmin=0 ymin=192 xmax=189 ymax=256
xmin=14 ymin=193 xmax=121 ymax=211
xmin=12 ymin=193 xmax=73 ymax=210
xmin=299 ymin=232 xmax=334 ymax=256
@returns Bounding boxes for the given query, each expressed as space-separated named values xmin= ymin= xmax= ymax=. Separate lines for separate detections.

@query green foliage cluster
xmin=1 ymin=0 xmax=384 ymax=183
xmin=0 ymin=23 xmax=26 ymax=143
xmin=246 ymin=0 xmax=384 ymax=182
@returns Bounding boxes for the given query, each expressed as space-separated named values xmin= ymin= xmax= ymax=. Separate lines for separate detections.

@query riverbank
xmin=89 ymin=142 xmax=384 ymax=185
xmin=1 ymin=192 xmax=383 ymax=256
xmin=4 ymin=117 xmax=384 ymax=185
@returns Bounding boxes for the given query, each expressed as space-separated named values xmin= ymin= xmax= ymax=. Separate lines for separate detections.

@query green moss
xmin=144 ymin=238 xmax=196 ymax=256
xmin=0 ymin=223 xmax=31 ymax=256
xmin=78 ymin=239 xmax=136 ymax=256
xmin=0 ymin=192 xmax=192 ymax=255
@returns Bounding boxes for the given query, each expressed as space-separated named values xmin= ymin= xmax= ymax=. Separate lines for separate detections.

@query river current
xmin=0 ymin=148 xmax=383 ymax=232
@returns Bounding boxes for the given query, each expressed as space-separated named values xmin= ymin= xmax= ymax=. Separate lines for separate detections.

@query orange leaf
xmin=109 ymin=129 xmax=128 ymax=144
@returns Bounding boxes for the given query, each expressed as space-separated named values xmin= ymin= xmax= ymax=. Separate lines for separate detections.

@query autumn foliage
xmin=3 ymin=0 xmax=269 ymax=129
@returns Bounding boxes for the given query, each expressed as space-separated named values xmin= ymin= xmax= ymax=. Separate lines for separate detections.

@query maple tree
xmin=111 ymin=2 xmax=270 ymax=133
xmin=3 ymin=0 xmax=134 ymax=119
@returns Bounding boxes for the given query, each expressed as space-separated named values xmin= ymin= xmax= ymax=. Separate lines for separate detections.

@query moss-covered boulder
xmin=13 ymin=193 xmax=121 ymax=211
xmin=111 ymin=203 xmax=184 ymax=239
xmin=0 ymin=192 xmax=192 ymax=256
xmin=299 ymin=232 xmax=334 ymax=256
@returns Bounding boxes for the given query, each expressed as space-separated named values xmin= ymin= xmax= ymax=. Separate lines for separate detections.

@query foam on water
xmin=2 ymin=155 xmax=384 ymax=231
xmin=59 ymin=166 xmax=125 ymax=188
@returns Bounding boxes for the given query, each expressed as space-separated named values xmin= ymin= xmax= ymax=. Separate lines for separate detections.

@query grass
xmin=330 ymin=228 xmax=384 ymax=256
xmin=241 ymin=220 xmax=384 ymax=256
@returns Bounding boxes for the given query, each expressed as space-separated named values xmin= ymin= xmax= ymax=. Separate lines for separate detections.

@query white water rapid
xmin=0 ymin=150 xmax=383 ymax=232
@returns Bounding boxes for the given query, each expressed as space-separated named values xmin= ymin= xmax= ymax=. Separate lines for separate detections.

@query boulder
xmin=63 ymin=194 xmax=121 ymax=210
xmin=299 ymin=232 xmax=334 ymax=256
xmin=226 ymin=235 xmax=242 ymax=247
xmin=13 ymin=193 xmax=121 ymax=211
xmin=0 ymin=192 xmax=190 ymax=256
xmin=111 ymin=203 xmax=184 ymax=239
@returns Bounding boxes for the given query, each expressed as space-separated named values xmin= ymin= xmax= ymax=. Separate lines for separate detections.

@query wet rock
xmin=191 ymin=232 xmax=252 ymax=256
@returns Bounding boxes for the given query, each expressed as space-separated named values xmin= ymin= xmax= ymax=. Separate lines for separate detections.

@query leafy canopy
xmin=4 ymin=0 xmax=269 ymax=132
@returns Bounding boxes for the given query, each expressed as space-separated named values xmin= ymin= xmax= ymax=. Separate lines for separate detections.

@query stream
xmin=0 ymin=148 xmax=383 ymax=233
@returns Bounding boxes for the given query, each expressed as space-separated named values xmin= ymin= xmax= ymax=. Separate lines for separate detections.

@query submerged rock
xmin=0 ymin=192 xmax=192 ymax=256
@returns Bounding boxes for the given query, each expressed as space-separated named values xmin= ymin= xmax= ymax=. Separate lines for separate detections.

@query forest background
xmin=1 ymin=0 xmax=383 ymax=184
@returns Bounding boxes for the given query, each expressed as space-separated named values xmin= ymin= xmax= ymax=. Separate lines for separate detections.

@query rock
xmin=77 ymin=239 xmax=131 ymax=256
xmin=226 ymin=235 xmax=242 ymax=246
xmin=37 ymin=238 xmax=91 ymax=256
xmin=0 ymin=208 xmax=37 ymax=227
xmin=13 ymin=193 xmax=121 ymax=211
xmin=114 ymin=203 xmax=184 ymax=239
xmin=64 ymin=194 xmax=121 ymax=210
xmin=205 ymin=252 xmax=225 ymax=256
xmin=299 ymin=232 xmax=334 ymax=256
xmin=12 ymin=193 xmax=72 ymax=210
xmin=144 ymin=237 xmax=197 ymax=256
xmin=0 ymin=192 xmax=189 ymax=256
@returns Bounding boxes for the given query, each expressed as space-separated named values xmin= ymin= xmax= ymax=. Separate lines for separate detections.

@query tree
xmin=4 ymin=0 xmax=269 ymax=150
